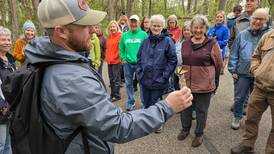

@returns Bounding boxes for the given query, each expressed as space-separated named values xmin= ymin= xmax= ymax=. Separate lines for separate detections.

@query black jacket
xmin=0 ymin=52 xmax=16 ymax=124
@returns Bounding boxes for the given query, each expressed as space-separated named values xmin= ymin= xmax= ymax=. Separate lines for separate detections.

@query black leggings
xmin=180 ymin=92 xmax=212 ymax=137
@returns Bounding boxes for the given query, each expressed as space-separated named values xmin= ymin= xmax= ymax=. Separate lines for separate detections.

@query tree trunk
xmin=218 ymin=0 xmax=228 ymax=11
xmin=193 ymin=0 xmax=198 ymax=12
xmin=148 ymin=0 xmax=152 ymax=17
xmin=269 ymin=0 xmax=274 ymax=19
xmin=22 ymin=0 xmax=32 ymax=19
xmin=120 ymin=0 xmax=126 ymax=14
xmin=32 ymin=0 xmax=43 ymax=33
xmin=187 ymin=0 xmax=191 ymax=13
xmin=9 ymin=0 xmax=19 ymax=39
xmin=108 ymin=0 xmax=118 ymax=20
xmin=126 ymin=0 xmax=134 ymax=16
xmin=0 ymin=0 xmax=7 ymax=26
xmin=164 ymin=0 xmax=167 ymax=14
xmin=202 ymin=0 xmax=209 ymax=14
xmin=141 ymin=0 xmax=147 ymax=17
xmin=181 ymin=0 xmax=185 ymax=14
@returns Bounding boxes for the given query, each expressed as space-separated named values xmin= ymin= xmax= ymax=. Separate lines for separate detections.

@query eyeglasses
xmin=252 ymin=17 xmax=266 ymax=22
xmin=151 ymin=25 xmax=162 ymax=28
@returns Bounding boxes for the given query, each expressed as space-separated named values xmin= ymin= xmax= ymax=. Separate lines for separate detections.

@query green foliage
xmin=2 ymin=0 xmax=273 ymax=39
xmin=208 ymin=0 xmax=219 ymax=23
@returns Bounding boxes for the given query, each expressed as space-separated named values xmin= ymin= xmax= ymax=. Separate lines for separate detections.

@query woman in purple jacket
xmin=177 ymin=15 xmax=223 ymax=147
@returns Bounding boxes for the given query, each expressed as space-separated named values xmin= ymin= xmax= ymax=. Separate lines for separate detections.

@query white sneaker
xmin=192 ymin=111 xmax=196 ymax=120
xmin=231 ymin=117 xmax=241 ymax=130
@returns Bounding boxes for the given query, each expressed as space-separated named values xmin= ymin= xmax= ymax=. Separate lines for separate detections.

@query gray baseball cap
xmin=38 ymin=0 xmax=107 ymax=28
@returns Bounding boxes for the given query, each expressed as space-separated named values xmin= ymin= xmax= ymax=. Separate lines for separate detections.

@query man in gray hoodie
xmin=24 ymin=0 xmax=193 ymax=153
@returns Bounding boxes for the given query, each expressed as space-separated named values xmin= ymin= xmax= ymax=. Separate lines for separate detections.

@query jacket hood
xmin=190 ymin=36 xmax=213 ymax=50
xmin=25 ymin=36 xmax=89 ymax=65
xmin=237 ymin=12 xmax=250 ymax=22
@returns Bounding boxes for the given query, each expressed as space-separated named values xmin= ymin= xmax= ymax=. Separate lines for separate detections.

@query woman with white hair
xmin=0 ymin=26 xmax=16 ymax=154
xmin=177 ymin=15 xmax=222 ymax=147
xmin=136 ymin=15 xmax=177 ymax=132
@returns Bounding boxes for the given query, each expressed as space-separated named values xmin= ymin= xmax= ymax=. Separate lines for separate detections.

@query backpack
xmin=2 ymin=62 xmax=91 ymax=154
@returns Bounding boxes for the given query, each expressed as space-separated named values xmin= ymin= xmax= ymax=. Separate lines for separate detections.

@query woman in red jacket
xmin=105 ymin=20 xmax=123 ymax=102
xmin=167 ymin=14 xmax=182 ymax=43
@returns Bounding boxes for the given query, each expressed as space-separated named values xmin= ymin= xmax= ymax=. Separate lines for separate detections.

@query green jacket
xmin=90 ymin=33 xmax=101 ymax=70
xmin=119 ymin=28 xmax=148 ymax=64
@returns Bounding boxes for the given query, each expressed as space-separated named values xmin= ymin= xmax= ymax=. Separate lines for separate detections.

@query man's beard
xmin=67 ymin=34 xmax=92 ymax=52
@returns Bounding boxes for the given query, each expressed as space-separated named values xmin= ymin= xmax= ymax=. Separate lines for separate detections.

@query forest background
xmin=0 ymin=0 xmax=273 ymax=39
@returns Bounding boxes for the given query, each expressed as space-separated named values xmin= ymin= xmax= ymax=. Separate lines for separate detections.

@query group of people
xmin=0 ymin=0 xmax=273 ymax=153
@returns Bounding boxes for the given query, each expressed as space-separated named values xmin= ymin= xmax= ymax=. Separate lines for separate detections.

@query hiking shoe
xmin=192 ymin=135 xmax=203 ymax=147
xmin=155 ymin=126 xmax=163 ymax=134
xmin=230 ymin=106 xmax=234 ymax=112
xmin=231 ymin=117 xmax=241 ymax=130
xmin=177 ymin=130 xmax=189 ymax=140
xmin=133 ymin=84 xmax=138 ymax=92
xmin=231 ymin=143 xmax=254 ymax=154
xmin=192 ymin=110 xmax=196 ymax=120
xmin=111 ymin=97 xmax=121 ymax=102
xmin=126 ymin=103 xmax=136 ymax=111
xmin=243 ymin=108 xmax=247 ymax=116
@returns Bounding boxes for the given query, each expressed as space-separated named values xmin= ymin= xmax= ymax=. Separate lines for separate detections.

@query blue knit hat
xmin=22 ymin=20 xmax=36 ymax=32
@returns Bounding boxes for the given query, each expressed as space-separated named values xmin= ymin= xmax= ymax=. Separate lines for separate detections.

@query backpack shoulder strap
xmin=48 ymin=62 xmax=105 ymax=154
xmin=35 ymin=61 xmax=93 ymax=154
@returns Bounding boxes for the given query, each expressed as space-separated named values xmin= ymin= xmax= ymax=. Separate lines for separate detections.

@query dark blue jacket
xmin=208 ymin=24 xmax=230 ymax=59
xmin=136 ymin=31 xmax=177 ymax=90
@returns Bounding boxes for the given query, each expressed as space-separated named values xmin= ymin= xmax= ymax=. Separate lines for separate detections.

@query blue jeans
xmin=141 ymin=86 xmax=163 ymax=109
xmin=98 ymin=60 xmax=104 ymax=76
xmin=233 ymin=77 xmax=254 ymax=119
xmin=124 ymin=63 xmax=144 ymax=109
xmin=168 ymin=73 xmax=175 ymax=93
xmin=0 ymin=124 xmax=12 ymax=154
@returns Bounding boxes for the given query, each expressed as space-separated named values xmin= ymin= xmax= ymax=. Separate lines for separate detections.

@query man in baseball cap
xmin=22 ymin=0 xmax=193 ymax=153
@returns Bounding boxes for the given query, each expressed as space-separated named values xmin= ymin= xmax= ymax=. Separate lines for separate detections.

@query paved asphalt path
xmin=101 ymin=64 xmax=271 ymax=154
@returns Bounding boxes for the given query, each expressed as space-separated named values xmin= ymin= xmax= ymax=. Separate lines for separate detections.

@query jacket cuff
xmin=155 ymin=100 xmax=175 ymax=122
